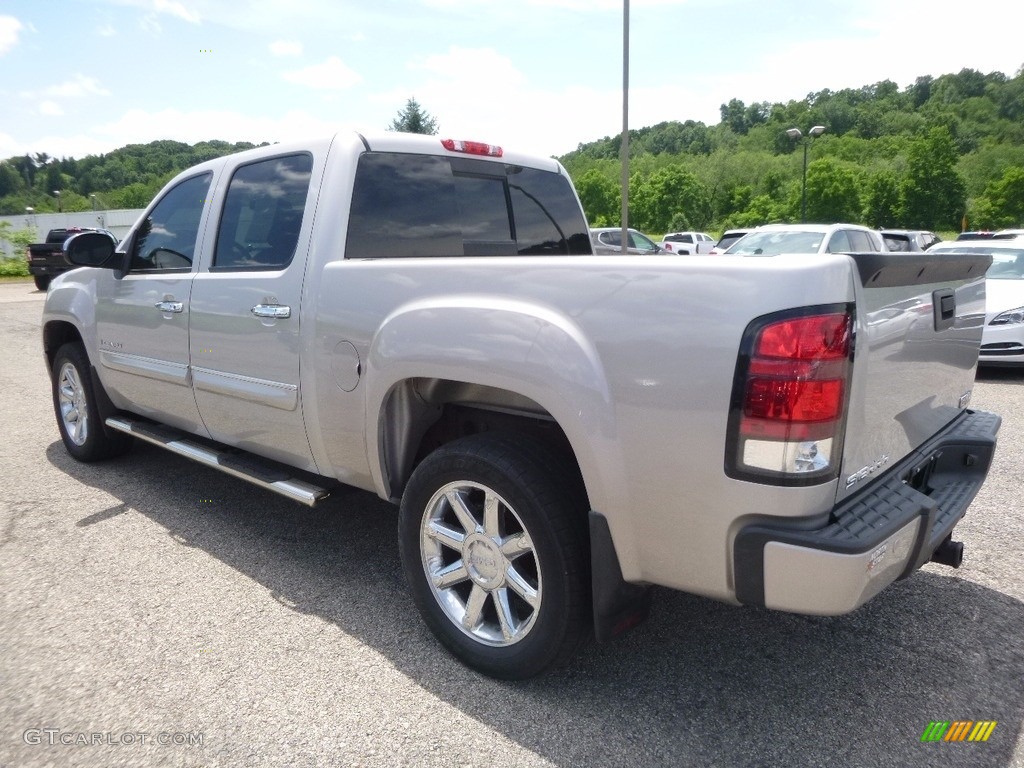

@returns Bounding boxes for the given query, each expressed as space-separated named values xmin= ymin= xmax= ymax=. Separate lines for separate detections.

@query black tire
xmin=33 ymin=275 xmax=50 ymax=291
xmin=51 ymin=343 xmax=132 ymax=462
xmin=399 ymin=433 xmax=589 ymax=679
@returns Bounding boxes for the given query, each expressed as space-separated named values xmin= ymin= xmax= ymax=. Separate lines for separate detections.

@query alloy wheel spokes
xmin=422 ymin=481 xmax=542 ymax=647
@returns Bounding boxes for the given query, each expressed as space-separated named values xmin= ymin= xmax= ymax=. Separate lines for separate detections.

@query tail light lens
xmin=726 ymin=306 xmax=853 ymax=484
xmin=441 ymin=139 xmax=503 ymax=158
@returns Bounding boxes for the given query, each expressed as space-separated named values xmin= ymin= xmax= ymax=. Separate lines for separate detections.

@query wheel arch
xmin=43 ymin=320 xmax=85 ymax=373
xmin=363 ymin=297 xmax=625 ymax=510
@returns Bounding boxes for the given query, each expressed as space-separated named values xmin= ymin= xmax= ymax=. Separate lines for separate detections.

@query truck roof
xmin=162 ymin=131 xmax=564 ymax=186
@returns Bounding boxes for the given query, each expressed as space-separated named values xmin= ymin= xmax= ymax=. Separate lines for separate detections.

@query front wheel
xmin=33 ymin=275 xmax=50 ymax=291
xmin=51 ymin=343 xmax=132 ymax=462
xmin=399 ymin=434 xmax=589 ymax=679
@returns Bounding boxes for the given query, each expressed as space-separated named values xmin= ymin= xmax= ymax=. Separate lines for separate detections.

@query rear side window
xmin=847 ymin=230 xmax=876 ymax=252
xmin=346 ymin=152 xmax=590 ymax=258
xmin=826 ymin=230 xmax=853 ymax=253
xmin=214 ymin=153 xmax=313 ymax=270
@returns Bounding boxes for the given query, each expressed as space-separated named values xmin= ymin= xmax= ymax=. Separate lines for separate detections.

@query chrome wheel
xmin=57 ymin=361 xmax=88 ymax=446
xmin=420 ymin=481 xmax=542 ymax=647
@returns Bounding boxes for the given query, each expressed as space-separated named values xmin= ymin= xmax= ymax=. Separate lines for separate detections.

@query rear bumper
xmin=980 ymin=323 xmax=1024 ymax=365
xmin=28 ymin=264 xmax=70 ymax=277
xmin=734 ymin=409 xmax=1001 ymax=615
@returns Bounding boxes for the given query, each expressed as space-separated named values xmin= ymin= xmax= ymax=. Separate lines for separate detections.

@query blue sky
xmin=1 ymin=0 xmax=1022 ymax=161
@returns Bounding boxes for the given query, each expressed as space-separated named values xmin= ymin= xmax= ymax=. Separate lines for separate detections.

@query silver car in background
xmin=724 ymin=223 xmax=887 ymax=255
xmin=589 ymin=227 xmax=667 ymax=255
xmin=929 ymin=238 xmax=1024 ymax=366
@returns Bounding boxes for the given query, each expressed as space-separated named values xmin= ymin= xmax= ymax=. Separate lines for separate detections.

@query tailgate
xmin=836 ymin=252 xmax=992 ymax=503
xmin=28 ymin=245 xmax=66 ymax=267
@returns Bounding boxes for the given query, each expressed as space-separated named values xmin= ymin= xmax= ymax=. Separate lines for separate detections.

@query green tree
xmin=110 ymin=182 xmax=155 ymax=209
xmin=389 ymin=98 xmax=439 ymax=135
xmin=631 ymin=165 xmax=711 ymax=232
xmin=863 ymin=170 xmax=902 ymax=226
xmin=0 ymin=162 xmax=22 ymax=197
xmin=573 ymin=169 xmax=619 ymax=227
xmin=804 ymin=158 xmax=862 ymax=223
xmin=727 ymin=194 xmax=788 ymax=228
xmin=901 ymin=127 xmax=967 ymax=229
xmin=973 ymin=166 xmax=1024 ymax=228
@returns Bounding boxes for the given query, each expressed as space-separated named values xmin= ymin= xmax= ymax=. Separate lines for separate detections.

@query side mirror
xmin=64 ymin=231 xmax=117 ymax=268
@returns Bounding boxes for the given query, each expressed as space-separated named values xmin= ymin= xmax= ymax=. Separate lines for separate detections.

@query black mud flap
xmin=590 ymin=511 xmax=652 ymax=642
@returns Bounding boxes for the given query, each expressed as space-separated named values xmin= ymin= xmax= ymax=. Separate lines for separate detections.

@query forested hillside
xmin=0 ymin=140 xmax=264 ymax=215
xmin=2 ymin=66 xmax=1023 ymax=236
xmin=561 ymin=67 xmax=1024 ymax=234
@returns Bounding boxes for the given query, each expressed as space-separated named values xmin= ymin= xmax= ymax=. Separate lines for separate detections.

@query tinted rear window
xmin=346 ymin=152 xmax=590 ymax=258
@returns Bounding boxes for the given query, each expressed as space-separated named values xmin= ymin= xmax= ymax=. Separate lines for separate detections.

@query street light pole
xmin=785 ymin=125 xmax=825 ymax=222
xmin=620 ymin=0 xmax=630 ymax=255
xmin=53 ymin=190 xmax=62 ymax=213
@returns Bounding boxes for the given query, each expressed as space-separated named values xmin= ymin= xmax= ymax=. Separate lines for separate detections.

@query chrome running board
xmin=105 ymin=416 xmax=331 ymax=507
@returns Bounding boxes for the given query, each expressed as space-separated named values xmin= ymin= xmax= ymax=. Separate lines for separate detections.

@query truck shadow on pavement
xmin=48 ymin=440 xmax=1024 ymax=768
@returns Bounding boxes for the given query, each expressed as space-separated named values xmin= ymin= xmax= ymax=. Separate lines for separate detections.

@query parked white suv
xmin=724 ymin=223 xmax=887 ymax=255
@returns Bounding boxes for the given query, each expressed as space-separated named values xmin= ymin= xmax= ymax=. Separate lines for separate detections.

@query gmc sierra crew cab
xmin=42 ymin=132 xmax=1000 ymax=679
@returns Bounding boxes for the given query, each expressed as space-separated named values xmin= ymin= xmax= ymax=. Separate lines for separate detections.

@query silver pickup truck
xmin=43 ymin=132 xmax=1000 ymax=679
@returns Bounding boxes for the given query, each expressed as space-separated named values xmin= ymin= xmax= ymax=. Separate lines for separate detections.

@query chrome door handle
xmin=251 ymin=304 xmax=291 ymax=319
xmin=155 ymin=301 xmax=184 ymax=313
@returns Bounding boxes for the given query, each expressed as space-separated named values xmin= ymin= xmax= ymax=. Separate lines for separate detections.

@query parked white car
xmin=929 ymin=238 xmax=1024 ymax=366
xmin=724 ymin=223 xmax=887 ymax=255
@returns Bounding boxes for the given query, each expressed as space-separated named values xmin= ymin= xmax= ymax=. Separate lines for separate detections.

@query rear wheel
xmin=33 ymin=275 xmax=50 ymax=291
xmin=398 ymin=434 xmax=589 ymax=679
xmin=52 ymin=343 xmax=132 ymax=462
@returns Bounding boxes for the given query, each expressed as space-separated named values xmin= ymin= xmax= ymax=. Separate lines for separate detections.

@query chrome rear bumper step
xmin=105 ymin=416 xmax=331 ymax=507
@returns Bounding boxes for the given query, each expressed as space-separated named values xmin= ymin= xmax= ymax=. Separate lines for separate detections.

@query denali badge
xmin=846 ymin=454 xmax=891 ymax=490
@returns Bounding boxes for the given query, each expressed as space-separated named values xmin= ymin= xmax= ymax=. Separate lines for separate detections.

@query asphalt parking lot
xmin=1 ymin=279 xmax=1021 ymax=768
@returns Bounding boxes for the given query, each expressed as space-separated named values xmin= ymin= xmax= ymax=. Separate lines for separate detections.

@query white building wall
xmin=0 ymin=209 xmax=144 ymax=258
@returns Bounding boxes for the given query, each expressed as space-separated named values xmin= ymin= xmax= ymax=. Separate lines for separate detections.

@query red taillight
xmin=729 ymin=310 xmax=853 ymax=481
xmin=755 ymin=313 xmax=850 ymax=360
xmin=744 ymin=377 xmax=845 ymax=427
xmin=441 ymin=138 xmax=503 ymax=158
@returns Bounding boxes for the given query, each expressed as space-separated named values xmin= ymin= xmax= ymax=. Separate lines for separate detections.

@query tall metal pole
xmin=800 ymin=140 xmax=808 ymax=223
xmin=620 ymin=0 xmax=629 ymax=254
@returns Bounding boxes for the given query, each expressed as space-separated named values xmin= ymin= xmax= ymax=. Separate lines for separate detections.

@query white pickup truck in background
xmin=43 ymin=132 xmax=1001 ymax=679
xmin=657 ymin=230 xmax=716 ymax=254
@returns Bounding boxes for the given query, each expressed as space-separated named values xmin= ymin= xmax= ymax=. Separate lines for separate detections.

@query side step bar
xmin=105 ymin=416 xmax=331 ymax=507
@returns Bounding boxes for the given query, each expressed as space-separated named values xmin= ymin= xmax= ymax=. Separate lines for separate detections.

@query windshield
xmin=725 ymin=230 xmax=824 ymax=255
xmin=931 ymin=245 xmax=1024 ymax=279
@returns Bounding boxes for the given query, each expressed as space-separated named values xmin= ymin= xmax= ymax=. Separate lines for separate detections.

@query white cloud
xmin=0 ymin=132 xmax=19 ymax=158
xmin=281 ymin=56 xmax=362 ymax=90
xmin=39 ymin=101 xmax=64 ymax=117
xmin=0 ymin=15 xmax=23 ymax=55
xmin=6 ymin=106 xmax=351 ymax=160
xmin=97 ymin=23 xmax=117 ymax=37
xmin=140 ymin=14 xmax=161 ymax=35
xmin=415 ymin=46 xmax=526 ymax=87
xmin=42 ymin=74 xmax=111 ymax=99
xmin=153 ymin=0 xmax=201 ymax=24
xmin=94 ymin=107 xmax=348 ymax=150
xmin=269 ymin=39 xmax=303 ymax=57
